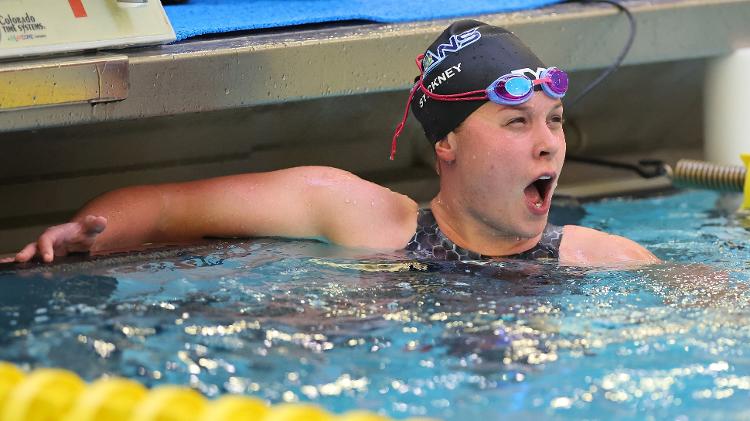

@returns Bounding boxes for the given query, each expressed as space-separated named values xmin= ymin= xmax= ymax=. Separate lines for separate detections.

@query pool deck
xmin=0 ymin=0 xmax=748 ymax=131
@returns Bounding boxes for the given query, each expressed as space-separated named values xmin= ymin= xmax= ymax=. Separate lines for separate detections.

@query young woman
xmin=3 ymin=20 xmax=659 ymax=267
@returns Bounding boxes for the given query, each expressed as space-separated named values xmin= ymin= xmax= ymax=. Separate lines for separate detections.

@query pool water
xmin=2 ymin=189 xmax=750 ymax=420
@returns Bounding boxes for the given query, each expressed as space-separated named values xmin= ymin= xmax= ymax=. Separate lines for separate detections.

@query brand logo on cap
xmin=511 ymin=67 xmax=548 ymax=80
xmin=422 ymin=27 xmax=481 ymax=75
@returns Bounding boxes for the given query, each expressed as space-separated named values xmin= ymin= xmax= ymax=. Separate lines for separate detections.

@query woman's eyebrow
xmin=546 ymin=104 xmax=564 ymax=116
xmin=506 ymin=104 xmax=531 ymax=112
xmin=503 ymin=103 xmax=562 ymax=113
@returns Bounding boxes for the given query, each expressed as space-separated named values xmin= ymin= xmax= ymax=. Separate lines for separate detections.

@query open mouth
xmin=523 ymin=174 xmax=554 ymax=209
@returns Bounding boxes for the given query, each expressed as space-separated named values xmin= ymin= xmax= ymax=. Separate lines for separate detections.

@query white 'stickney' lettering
xmin=418 ymin=63 xmax=462 ymax=108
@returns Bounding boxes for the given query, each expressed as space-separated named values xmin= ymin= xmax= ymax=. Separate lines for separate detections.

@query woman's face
xmin=441 ymin=92 xmax=566 ymax=239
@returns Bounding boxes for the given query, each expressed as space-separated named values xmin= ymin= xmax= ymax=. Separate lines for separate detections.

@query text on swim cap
xmin=418 ymin=63 xmax=463 ymax=108
xmin=422 ymin=27 xmax=481 ymax=75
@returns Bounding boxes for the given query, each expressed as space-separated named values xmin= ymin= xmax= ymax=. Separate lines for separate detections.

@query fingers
xmin=37 ymin=231 xmax=56 ymax=263
xmin=14 ymin=242 xmax=38 ymax=263
xmin=10 ymin=217 xmax=105 ymax=265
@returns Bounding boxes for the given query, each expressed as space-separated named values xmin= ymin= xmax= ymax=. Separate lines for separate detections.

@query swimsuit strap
xmin=405 ymin=208 xmax=562 ymax=261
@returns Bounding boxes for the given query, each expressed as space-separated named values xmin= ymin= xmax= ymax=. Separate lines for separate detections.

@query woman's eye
xmin=549 ymin=115 xmax=564 ymax=125
xmin=506 ymin=117 xmax=526 ymax=125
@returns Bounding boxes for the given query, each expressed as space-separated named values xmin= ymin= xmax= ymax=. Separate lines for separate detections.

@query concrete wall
xmin=0 ymin=59 xmax=705 ymax=253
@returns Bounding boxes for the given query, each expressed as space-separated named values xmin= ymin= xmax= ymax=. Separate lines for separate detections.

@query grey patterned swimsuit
xmin=405 ymin=208 xmax=563 ymax=261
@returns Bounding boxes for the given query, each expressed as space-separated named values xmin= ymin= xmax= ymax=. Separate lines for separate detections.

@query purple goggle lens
xmin=540 ymin=67 xmax=568 ymax=97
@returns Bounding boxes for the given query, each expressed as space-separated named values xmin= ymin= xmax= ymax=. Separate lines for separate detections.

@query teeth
xmin=535 ymin=201 xmax=542 ymax=208
xmin=538 ymin=175 xmax=552 ymax=180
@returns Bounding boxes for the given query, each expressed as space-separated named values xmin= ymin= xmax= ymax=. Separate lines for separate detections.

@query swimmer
xmin=2 ymin=20 xmax=660 ymax=267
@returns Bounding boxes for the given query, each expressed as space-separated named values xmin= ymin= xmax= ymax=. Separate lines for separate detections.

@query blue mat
xmin=164 ymin=0 xmax=565 ymax=41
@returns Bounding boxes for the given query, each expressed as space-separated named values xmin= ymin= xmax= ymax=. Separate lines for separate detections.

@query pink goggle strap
xmin=390 ymin=55 xmax=488 ymax=160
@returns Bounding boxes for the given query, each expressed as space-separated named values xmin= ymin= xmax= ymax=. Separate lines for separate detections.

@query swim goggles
xmin=390 ymin=54 xmax=569 ymax=159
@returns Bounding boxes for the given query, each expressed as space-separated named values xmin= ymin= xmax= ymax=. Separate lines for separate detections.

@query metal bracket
xmin=0 ymin=54 xmax=128 ymax=110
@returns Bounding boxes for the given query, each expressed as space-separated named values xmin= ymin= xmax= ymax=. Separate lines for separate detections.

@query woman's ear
xmin=434 ymin=132 xmax=458 ymax=163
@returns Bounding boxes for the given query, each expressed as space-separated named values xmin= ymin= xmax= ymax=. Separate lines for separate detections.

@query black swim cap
xmin=411 ymin=20 xmax=546 ymax=143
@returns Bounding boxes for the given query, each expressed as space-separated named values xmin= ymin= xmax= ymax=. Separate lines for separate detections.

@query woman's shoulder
xmin=558 ymin=225 xmax=661 ymax=267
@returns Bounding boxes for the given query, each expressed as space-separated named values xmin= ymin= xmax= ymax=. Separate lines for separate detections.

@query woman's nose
xmin=533 ymin=123 xmax=563 ymax=159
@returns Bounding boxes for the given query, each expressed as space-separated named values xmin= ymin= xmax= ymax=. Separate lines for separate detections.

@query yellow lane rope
xmin=0 ymin=362 xmax=438 ymax=421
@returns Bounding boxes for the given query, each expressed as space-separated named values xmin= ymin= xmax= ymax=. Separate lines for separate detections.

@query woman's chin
xmin=515 ymin=217 xmax=548 ymax=240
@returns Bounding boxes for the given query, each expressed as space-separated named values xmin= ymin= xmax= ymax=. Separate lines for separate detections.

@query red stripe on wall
xmin=68 ymin=0 xmax=88 ymax=18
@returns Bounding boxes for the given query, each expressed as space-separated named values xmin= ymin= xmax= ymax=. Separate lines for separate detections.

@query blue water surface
xmin=2 ymin=189 xmax=750 ymax=420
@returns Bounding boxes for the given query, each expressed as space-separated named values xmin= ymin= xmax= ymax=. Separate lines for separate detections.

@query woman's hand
xmin=0 ymin=216 xmax=107 ymax=264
